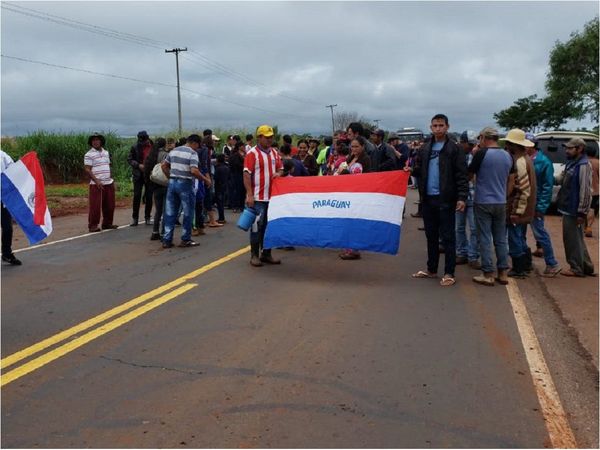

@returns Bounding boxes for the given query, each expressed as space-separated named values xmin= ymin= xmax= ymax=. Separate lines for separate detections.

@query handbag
xmin=150 ymin=163 xmax=169 ymax=186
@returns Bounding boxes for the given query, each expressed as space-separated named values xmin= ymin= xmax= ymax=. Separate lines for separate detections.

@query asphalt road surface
xmin=0 ymin=199 xmax=591 ymax=448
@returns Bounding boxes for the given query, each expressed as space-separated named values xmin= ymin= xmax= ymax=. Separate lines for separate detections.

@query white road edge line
xmin=13 ymin=225 xmax=130 ymax=253
xmin=505 ymin=279 xmax=577 ymax=448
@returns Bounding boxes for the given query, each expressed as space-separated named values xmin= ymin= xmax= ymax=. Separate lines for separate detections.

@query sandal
xmin=208 ymin=223 xmax=224 ymax=228
xmin=561 ymin=269 xmax=584 ymax=277
xmin=412 ymin=270 xmax=437 ymax=278
xmin=440 ymin=275 xmax=456 ymax=286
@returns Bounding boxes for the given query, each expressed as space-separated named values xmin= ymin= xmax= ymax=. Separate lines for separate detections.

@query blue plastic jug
xmin=237 ymin=207 xmax=258 ymax=231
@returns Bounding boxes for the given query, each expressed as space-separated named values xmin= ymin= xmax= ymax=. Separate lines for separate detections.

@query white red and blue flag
xmin=264 ymin=171 xmax=409 ymax=255
xmin=1 ymin=151 xmax=53 ymax=245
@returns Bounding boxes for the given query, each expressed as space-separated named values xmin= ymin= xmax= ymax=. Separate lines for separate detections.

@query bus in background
xmin=396 ymin=127 xmax=424 ymax=144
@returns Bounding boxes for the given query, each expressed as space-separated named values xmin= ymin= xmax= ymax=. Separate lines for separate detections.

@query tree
xmin=494 ymin=16 xmax=599 ymax=131
xmin=493 ymin=95 xmax=545 ymax=131
xmin=333 ymin=111 xmax=360 ymax=132
xmin=546 ymin=16 xmax=599 ymax=123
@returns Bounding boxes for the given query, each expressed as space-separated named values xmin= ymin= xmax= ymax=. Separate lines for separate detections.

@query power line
xmin=2 ymin=2 xmax=323 ymax=107
xmin=0 ymin=54 xmax=307 ymax=119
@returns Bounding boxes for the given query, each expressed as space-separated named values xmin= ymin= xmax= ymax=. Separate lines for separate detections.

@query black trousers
xmin=1 ymin=203 xmax=14 ymax=256
xmin=132 ymin=177 xmax=153 ymax=221
xmin=215 ymin=189 xmax=226 ymax=221
xmin=152 ymin=186 xmax=167 ymax=234
xmin=422 ymin=195 xmax=456 ymax=276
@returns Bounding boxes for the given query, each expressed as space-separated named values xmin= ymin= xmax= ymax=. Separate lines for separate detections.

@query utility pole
xmin=165 ymin=47 xmax=188 ymax=134
xmin=326 ymin=104 xmax=337 ymax=137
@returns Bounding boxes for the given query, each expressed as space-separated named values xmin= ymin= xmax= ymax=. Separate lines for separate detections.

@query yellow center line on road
xmin=1 ymin=245 xmax=250 ymax=385
xmin=1 ymin=283 xmax=197 ymax=387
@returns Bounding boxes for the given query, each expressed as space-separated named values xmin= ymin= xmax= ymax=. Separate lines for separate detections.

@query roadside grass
xmin=46 ymin=182 xmax=132 ymax=200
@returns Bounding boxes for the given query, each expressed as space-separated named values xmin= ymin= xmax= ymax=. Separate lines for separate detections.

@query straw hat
xmin=500 ymin=128 xmax=534 ymax=147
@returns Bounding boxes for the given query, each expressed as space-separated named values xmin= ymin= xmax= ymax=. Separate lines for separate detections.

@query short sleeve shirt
xmin=165 ymin=145 xmax=199 ymax=180
xmin=469 ymin=147 xmax=514 ymax=204
xmin=84 ymin=148 xmax=113 ymax=185
xmin=243 ymin=145 xmax=283 ymax=201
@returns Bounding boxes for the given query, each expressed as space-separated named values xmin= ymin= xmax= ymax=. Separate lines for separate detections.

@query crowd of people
xmin=408 ymin=114 xmax=598 ymax=287
xmin=1 ymin=115 xmax=597 ymax=281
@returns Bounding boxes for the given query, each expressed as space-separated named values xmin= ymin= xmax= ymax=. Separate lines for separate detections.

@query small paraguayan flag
xmin=1 ymin=151 xmax=53 ymax=245
xmin=263 ymin=170 xmax=409 ymax=255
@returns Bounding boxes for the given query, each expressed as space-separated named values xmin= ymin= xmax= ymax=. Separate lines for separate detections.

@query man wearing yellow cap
xmin=243 ymin=125 xmax=283 ymax=267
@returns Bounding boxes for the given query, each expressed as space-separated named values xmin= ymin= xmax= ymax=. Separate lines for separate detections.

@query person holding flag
xmin=244 ymin=124 xmax=283 ymax=267
xmin=1 ymin=149 xmax=53 ymax=259
xmin=1 ymin=150 xmax=22 ymax=265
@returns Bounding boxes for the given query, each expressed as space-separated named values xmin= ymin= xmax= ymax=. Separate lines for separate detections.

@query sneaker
xmin=179 ymin=240 xmax=199 ymax=247
xmin=145 ymin=218 xmax=154 ymax=226
xmin=473 ymin=274 xmax=495 ymax=286
xmin=102 ymin=224 xmax=119 ymax=230
xmin=162 ymin=242 xmax=174 ymax=249
xmin=130 ymin=219 xmax=139 ymax=227
xmin=250 ymin=255 xmax=263 ymax=267
xmin=2 ymin=254 xmax=22 ymax=265
xmin=150 ymin=232 xmax=160 ymax=241
xmin=89 ymin=227 xmax=102 ymax=233
xmin=455 ymin=256 xmax=468 ymax=265
xmin=542 ymin=266 xmax=562 ymax=278
xmin=217 ymin=219 xmax=226 ymax=224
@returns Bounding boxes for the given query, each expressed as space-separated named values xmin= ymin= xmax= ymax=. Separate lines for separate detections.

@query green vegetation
xmin=0 ymin=131 xmax=134 ymax=184
xmin=0 ymin=125 xmax=329 ymax=192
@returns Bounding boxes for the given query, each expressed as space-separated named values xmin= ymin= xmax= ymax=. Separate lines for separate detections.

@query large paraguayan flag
xmin=264 ymin=170 xmax=409 ymax=255
xmin=1 ymin=151 xmax=53 ymax=245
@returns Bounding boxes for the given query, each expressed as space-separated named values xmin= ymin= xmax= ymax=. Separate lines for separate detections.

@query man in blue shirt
xmin=411 ymin=114 xmax=468 ymax=287
xmin=468 ymin=127 xmax=514 ymax=286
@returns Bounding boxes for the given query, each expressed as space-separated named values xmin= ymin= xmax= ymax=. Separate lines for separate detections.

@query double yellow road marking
xmin=1 ymin=246 xmax=249 ymax=387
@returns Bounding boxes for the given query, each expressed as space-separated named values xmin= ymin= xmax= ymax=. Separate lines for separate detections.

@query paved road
xmin=0 ymin=193 xmax=589 ymax=448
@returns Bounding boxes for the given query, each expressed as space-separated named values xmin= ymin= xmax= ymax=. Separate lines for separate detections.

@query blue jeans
xmin=474 ymin=203 xmax=509 ymax=273
xmin=250 ymin=201 xmax=270 ymax=251
xmin=507 ymin=223 xmax=528 ymax=258
xmin=163 ymin=178 xmax=194 ymax=243
xmin=456 ymin=201 xmax=479 ymax=261
xmin=526 ymin=216 xmax=558 ymax=267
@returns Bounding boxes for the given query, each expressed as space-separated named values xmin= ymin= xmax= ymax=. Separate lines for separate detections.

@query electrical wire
xmin=1 ymin=54 xmax=308 ymax=119
xmin=2 ymin=2 xmax=324 ymax=107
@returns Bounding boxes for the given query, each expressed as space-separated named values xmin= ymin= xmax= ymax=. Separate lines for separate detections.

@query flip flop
xmin=412 ymin=270 xmax=437 ymax=278
xmin=208 ymin=223 xmax=224 ymax=228
xmin=561 ymin=269 xmax=584 ymax=277
xmin=440 ymin=275 xmax=456 ymax=286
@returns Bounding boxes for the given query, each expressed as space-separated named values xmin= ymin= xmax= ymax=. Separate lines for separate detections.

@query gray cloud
xmin=1 ymin=1 xmax=597 ymax=137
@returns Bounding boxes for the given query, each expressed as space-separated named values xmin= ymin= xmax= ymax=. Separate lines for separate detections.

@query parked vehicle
xmin=535 ymin=131 xmax=599 ymax=208
xmin=396 ymin=127 xmax=424 ymax=144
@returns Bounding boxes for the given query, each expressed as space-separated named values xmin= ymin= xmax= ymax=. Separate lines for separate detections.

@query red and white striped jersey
xmin=243 ymin=145 xmax=283 ymax=201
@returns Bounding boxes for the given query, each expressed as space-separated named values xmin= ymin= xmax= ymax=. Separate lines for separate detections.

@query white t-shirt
xmin=84 ymin=148 xmax=113 ymax=185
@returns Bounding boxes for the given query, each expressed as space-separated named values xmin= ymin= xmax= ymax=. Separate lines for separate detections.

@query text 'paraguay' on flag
xmin=264 ymin=170 xmax=409 ymax=255
xmin=1 ymin=151 xmax=53 ymax=245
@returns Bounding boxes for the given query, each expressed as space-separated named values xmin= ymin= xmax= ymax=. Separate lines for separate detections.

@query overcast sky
xmin=1 ymin=1 xmax=598 ymax=137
